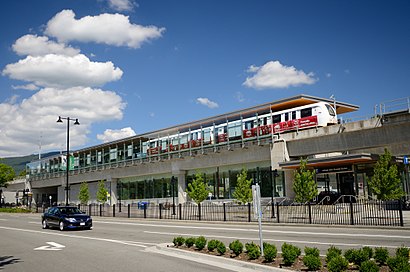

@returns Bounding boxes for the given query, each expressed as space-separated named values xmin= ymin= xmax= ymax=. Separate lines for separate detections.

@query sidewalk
xmin=146 ymin=243 xmax=290 ymax=272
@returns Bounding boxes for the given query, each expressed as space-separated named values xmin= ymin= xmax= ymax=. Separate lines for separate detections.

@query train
xmin=144 ymin=101 xmax=337 ymax=155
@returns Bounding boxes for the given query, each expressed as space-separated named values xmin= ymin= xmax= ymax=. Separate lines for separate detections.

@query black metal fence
xmin=56 ymin=199 xmax=407 ymax=227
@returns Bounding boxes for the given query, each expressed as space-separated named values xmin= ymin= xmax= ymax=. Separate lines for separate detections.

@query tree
xmin=232 ymin=169 xmax=253 ymax=204
xmin=186 ymin=172 xmax=209 ymax=204
xmin=96 ymin=180 xmax=108 ymax=203
xmin=368 ymin=149 xmax=404 ymax=200
xmin=0 ymin=163 xmax=15 ymax=188
xmin=293 ymin=159 xmax=318 ymax=203
xmin=78 ymin=181 xmax=90 ymax=205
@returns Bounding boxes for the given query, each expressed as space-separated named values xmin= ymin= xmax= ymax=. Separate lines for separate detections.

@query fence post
xmin=276 ymin=202 xmax=280 ymax=223
xmin=89 ymin=204 xmax=91 ymax=216
xmin=198 ymin=203 xmax=201 ymax=221
xmin=223 ymin=202 xmax=226 ymax=222
xmin=179 ymin=203 xmax=182 ymax=220
xmin=349 ymin=201 xmax=354 ymax=225
xmin=308 ymin=202 xmax=312 ymax=224
xmin=99 ymin=204 xmax=102 ymax=216
xmin=78 ymin=204 xmax=80 ymax=210
xmin=248 ymin=203 xmax=251 ymax=222
xmin=119 ymin=203 xmax=121 ymax=213
xmin=144 ymin=204 xmax=147 ymax=218
xmin=399 ymin=199 xmax=404 ymax=227
xmin=36 ymin=204 xmax=39 ymax=213
xmin=113 ymin=204 xmax=115 ymax=217
xmin=159 ymin=203 xmax=162 ymax=219
xmin=127 ymin=204 xmax=130 ymax=218
xmin=271 ymin=202 xmax=275 ymax=218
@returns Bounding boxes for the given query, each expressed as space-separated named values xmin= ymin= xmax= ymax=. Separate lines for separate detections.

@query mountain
xmin=1 ymin=152 xmax=60 ymax=174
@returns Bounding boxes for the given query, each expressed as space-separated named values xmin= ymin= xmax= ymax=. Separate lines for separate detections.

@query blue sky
xmin=0 ymin=0 xmax=409 ymax=157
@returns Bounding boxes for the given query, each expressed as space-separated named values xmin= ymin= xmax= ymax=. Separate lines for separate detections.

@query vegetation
xmin=245 ymin=242 xmax=261 ymax=260
xmin=96 ymin=180 xmax=108 ymax=203
xmin=195 ymin=236 xmax=207 ymax=250
xmin=293 ymin=159 xmax=318 ymax=203
xmin=374 ymin=247 xmax=389 ymax=264
xmin=78 ymin=181 xmax=90 ymax=205
xmin=186 ymin=172 xmax=209 ymax=204
xmin=281 ymin=242 xmax=301 ymax=266
xmin=232 ymin=169 xmax=253 ymax=204
xmin=263 ymin=242 xmax=277 ymax=262
xmin=368 ymin=149 xmax=404 ymax=200
xmin=171 ymin=236 xmax=408 ymax=271
xmin=0 ymin=162 xmax=15 ymax=188
xmin=229 ymin=240 xmax=244 ymax=256
xmin=185 ymin=237 xmax=196 ymax=248
xmin=0 ymin=207 xmax=31 ymax=213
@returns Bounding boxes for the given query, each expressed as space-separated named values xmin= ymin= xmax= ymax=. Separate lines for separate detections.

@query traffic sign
xmin=404 ymin=156 xmax=409 ymax=165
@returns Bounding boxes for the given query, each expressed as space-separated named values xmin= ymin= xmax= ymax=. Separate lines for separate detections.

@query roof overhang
xmin=279 ymin=153 xmax=377 ymax=170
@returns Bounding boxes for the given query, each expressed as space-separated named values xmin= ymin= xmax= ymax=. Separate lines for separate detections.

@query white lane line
xmin=144 ymin=230 xmax=401 ymax=249
xmin=93 ymin=220 xmax=410 ymax=240
xmin=0 ymin=226 xmax=147 ymax=248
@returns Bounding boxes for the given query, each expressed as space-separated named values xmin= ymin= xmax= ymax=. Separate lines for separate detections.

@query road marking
xmin=34 ymin=242 xmax=65 ymax=251
xmin=93 ymin=220 xmax=410 ymax=240
xmin=144 ymin=230 xmax=401 ymax=249
xmin=0 ymin=226 xmax=148 ymax=248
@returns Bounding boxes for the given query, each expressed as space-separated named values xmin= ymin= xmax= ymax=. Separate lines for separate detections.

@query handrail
xmin=316 ymin=195 xmax=330 ymax=205
xmin=334 ymin=194 xmax=357 ymax=204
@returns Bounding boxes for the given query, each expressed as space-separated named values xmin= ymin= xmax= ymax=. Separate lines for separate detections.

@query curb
xmin=145 ymin=243 xmax=290 ymax=272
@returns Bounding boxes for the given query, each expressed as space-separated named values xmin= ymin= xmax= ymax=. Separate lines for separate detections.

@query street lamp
xmin=57 ymin=116 xmax=80 ymax=206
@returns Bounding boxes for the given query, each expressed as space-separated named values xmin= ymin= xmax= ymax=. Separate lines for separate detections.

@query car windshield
xmin=59 ymin=207 xmax=82 ymax=215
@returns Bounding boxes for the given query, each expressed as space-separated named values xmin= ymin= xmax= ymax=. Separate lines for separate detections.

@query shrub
xmin=305 ymin=246 xmax=320 ymax=257
xmin=362 ymin=246 xmax=373 ymax=259
xmin=396 ymin=246 xmax=410 ymax=260
xmin=359 ymin=260 xmax=379 ymax=272
xmin=327 ymin=255 xmax=349 ymax=272
xmin=216 ymin=241 xmax=226 ymax=255
xmin=281 ymin=243 xmax=301 ymax=266
xmin=245 ymin=242 xmax=261 ymax=260
xmin=263 ymin=242 xmax=277 ymax=262
xmin=207 ymin=239 xmax=220 ymax=252
xmin=303 ymin=254 xmax=322 ymax=271
xmin=326 ymin=245 xmax=343 ymax=263
xmin=229 ymin=240 xmax=243 ymax=256
xmin=195 ymin=236 xmax=207 ymax=250
xmin=173 ymin=236 xmax=185 ymax=247
xmin=374 ymin=247 xmax=389 ymax=264
xmin=185 ymin=237 xmax=196 ymax=248
xmin=387 ymin=256 xmax=410 ymax=272
xmin=344 ymin=249 xmax=369 ymax=266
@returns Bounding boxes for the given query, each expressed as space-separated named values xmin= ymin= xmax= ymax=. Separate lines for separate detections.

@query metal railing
xmin=27 ymin=198 xmax=406 ymax=227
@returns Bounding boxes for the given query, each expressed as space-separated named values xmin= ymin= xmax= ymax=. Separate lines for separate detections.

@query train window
xmin=284 ymin=113 xmax=289 ymax=121
xmin=325 ymin=104 xmax=336 ymax=116
xmin=301 ymin=108 xmax=312 ymax=118
xmin=244 ymin=121 xmax=253 ymax=130
xmin=202 ymin=129 xmax=211 ymax=140
xmin=272 ymin=114 xmax=281 ymax=123
xmin=292 ymin=111 xmax=296 ymax=120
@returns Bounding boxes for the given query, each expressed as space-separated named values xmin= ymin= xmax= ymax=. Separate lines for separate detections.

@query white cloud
xmin=2 ymin=54 xmax=123 ymax=88
xmin=12 ymin=83 xmax=39 ymax=91
xmin=0 ymin=87 xmax=126 ymax=157
xmin=97 ymin=127 xmax=136 ymax=143
xmin=243 ymin=60 xmax=317 ymax=89
xmin=12 ymin=34 xmax=80 ymax=57
xmin=196 ymin=97 xmax=219 ymax=109
xmin=326 ymin=73 xmax=332 ymax=78
xmin=108 ymin=0 xmax=136 ymax=12
xmin=235 ymin=91 xmax=245 ymax=102
xmin=45 ymin=10 xmax=165 ymax=48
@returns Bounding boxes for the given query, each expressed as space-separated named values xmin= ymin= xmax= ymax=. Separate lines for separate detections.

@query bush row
xmin=173 ymin=236 xmax=410 ymax=271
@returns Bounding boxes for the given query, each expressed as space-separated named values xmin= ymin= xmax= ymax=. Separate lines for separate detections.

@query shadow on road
xmin=0 ymin=256 xmax=21 ymax=269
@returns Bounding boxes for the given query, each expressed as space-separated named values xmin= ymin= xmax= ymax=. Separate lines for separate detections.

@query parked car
xmin=42 ymin=206 xmax=92 ymax=231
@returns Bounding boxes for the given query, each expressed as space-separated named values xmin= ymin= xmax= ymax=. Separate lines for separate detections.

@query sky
xmin=0 ymin=0 xmax=409 ymax=158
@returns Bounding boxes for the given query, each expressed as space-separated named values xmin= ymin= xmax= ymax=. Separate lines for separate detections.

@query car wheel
xmin=59 ymin=221 xmax=65 ymax=231
xmin=42 ymin=219 xmax=49 ymax=229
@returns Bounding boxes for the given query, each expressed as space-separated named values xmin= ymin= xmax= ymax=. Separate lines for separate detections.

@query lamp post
xmin=271 ymin=169 xmax=279 ymax=218
xmin=57 ymin=116 xmax=80 ymax=206
xmin=171 ymin=176 xmax=176 ymax=215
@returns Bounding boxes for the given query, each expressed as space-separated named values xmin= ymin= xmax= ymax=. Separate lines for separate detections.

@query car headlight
xmin=65 ymin=218 xmax=77 ymax=223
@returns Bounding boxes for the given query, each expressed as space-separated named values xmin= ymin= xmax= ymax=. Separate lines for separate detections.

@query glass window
xmin=301 ymin=108 xmax=312 ymax=118
xmin=326 ymin=104 xmax=336 ymax=116
xmin=272 ymin=114 xmax=281 ymax=123
xmin=292 ymin=111 xmax=296 ymax=120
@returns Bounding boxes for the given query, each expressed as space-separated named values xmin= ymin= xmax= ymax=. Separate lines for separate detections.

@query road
xmin=0 ymin=213 xmax=409 ymax=271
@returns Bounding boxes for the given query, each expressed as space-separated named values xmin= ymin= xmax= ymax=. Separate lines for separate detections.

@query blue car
xmin=42 ymin=206 xmax=92 ymax=231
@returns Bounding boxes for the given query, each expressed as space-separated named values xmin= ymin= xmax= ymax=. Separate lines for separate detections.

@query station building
xmin=18 ymin=94 xmax=410 ymax=206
